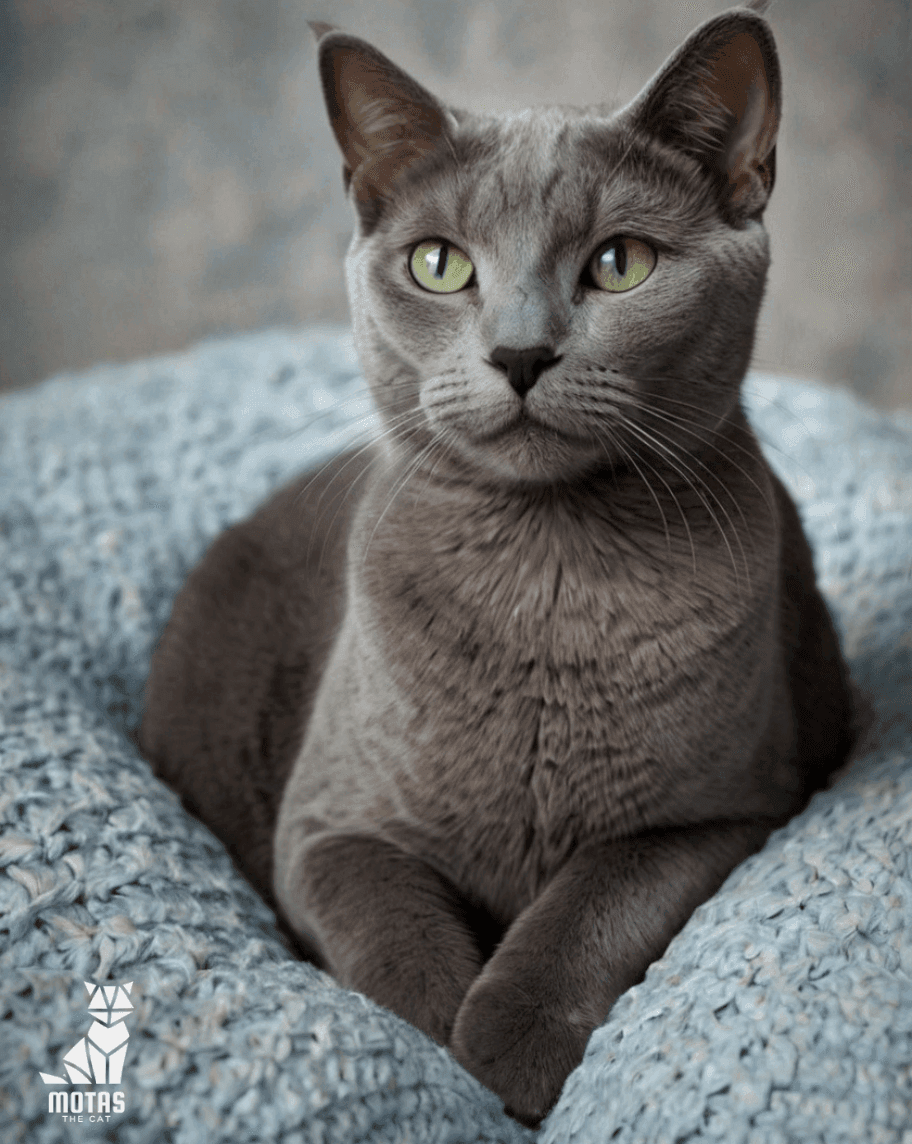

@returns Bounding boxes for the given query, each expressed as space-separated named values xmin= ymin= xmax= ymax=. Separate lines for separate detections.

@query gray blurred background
xmin=1 ymin=0 xmax=909 ymax=407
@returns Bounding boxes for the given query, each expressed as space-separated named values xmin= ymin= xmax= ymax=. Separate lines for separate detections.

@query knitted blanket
xmin=1 ymin=328 xmax=910 ymax=1143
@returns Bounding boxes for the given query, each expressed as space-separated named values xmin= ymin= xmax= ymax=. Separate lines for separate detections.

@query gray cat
xmin=140 ymin=3 xmax=855 ymax=1125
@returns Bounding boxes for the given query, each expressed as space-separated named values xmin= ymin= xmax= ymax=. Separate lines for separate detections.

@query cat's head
xmin=313 ymin=6 xmax=780 ymax=485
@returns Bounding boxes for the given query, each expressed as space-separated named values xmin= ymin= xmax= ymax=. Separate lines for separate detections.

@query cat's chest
xmin=367 ymin=571 xmax=770 ymax=918
xmin=364 ymin=529 xmax=758 ymax=796
xmin=377 ymin=515 xmax=732 ymax=714
xmin=304 ymin=482 xmax=778 ymax=916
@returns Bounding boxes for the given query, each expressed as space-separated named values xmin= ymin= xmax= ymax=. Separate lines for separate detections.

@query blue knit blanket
xmin=2 ymin=329 xmax=910 ymax=1143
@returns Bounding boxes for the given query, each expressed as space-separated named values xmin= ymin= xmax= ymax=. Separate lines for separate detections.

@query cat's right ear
xmin=624 ymin=8 xmax=781 ymax=222
xmin=310 ymin=23 xmax=454 ymax=225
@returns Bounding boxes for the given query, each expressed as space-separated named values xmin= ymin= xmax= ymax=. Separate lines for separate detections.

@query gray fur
xmin=140 ymin=5 xmax=854 ymax=1126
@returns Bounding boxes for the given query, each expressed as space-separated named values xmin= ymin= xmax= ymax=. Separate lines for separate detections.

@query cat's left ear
xmin=310 ymin=23 xmax=455 ymax=225
xmin=625 ymin=8 xmax=780 ymax=220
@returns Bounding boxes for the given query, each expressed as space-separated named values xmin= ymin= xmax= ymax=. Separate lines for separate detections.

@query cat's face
xmin=315 ymin=8 xmax=780 ymax=485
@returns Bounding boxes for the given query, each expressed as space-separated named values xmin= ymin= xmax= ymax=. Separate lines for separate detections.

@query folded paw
xmin=450 ymin=966 xmax=589 ymax=1127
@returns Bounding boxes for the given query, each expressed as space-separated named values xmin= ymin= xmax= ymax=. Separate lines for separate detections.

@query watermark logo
xmin=40 ymin=981 xmax=132 ymax=1121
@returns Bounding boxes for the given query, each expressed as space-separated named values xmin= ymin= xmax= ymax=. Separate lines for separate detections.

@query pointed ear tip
xmin=702 ymin=8 xmax=781 ymax=76
xmin=308 ymin=20 xmax=337 ymax=41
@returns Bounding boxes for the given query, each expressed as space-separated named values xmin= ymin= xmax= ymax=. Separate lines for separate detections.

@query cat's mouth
xmin=462 ymin=408 xmax=605 ymax=482
xmin=475 ymin=408 xmax=594 ymax=448
xmin=476 ymin=408 xmax=567 ymax=443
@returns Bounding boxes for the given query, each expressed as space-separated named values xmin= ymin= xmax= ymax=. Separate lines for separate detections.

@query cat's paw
xmin=353 ymin=951 xmax=474 ymax=1046
xmin=449 ymin=967 xmax=588 ymax=1127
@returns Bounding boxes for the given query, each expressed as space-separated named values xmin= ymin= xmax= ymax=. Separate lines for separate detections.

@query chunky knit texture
xmin=1 ymin=329 xmax=910 ymax=1142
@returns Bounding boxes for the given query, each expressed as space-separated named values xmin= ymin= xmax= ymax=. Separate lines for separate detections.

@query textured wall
xmin=1 ymin=0 xmax=909 ymax=407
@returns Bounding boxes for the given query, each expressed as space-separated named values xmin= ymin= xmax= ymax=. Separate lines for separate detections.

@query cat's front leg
xmin=450 ymin=819 xmax=775 ymax=1126
xmin=277 ymin=833 xmax=484 ymax=1044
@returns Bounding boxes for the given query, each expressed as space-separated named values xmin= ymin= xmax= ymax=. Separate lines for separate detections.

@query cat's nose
xmin=489 ymin=345 xmax=562 ymax=398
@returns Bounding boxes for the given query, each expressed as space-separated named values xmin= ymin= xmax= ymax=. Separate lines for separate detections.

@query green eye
xmin=591 ymin=237 xmax=656 ymax=293
xmin=409 ymin=240 xmax=474 ymax=293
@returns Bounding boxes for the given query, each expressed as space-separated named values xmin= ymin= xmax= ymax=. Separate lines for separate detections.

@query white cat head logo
xmin=40 ymin=981 xmax=133 ymax=1086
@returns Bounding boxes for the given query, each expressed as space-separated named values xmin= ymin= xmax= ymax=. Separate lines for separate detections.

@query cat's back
xmin=139 ymin=445 xmax=375 ymax=901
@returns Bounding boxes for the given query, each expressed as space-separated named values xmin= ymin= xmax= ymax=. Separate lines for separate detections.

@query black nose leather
xmin=489 ymin=345 xmax=561 ymax=398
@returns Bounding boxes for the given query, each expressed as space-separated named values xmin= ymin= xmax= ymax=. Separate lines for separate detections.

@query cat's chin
xmin=455 ymin=417 xmax=607 ymax=486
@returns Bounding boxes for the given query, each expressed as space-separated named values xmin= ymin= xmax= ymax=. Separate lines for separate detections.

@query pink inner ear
xmin=320 ymin=39 xmax=449 ymax=205
xmin=702 ymin=32 xmax=777 ymax=199
xmin=704 ymin=33 xmax=770 ymax=124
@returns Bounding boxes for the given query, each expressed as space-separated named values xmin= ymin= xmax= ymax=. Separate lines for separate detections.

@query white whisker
xmin=621 ymin=418 xmax=751 ymax=594
xmin=618 ymin=407 xmax=758 ymax=544
xmin=297 ymin=406 xmax=430 ymax=570
xmin=592 ymin=422 xmax=681 ymax=567
xmin=620 ymin=398 xmax=776 ymax=520
xmin=360 ymin=434 xmax=444 ymax=569
xmin=645 ymin=385 xmax=818 ymax=483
